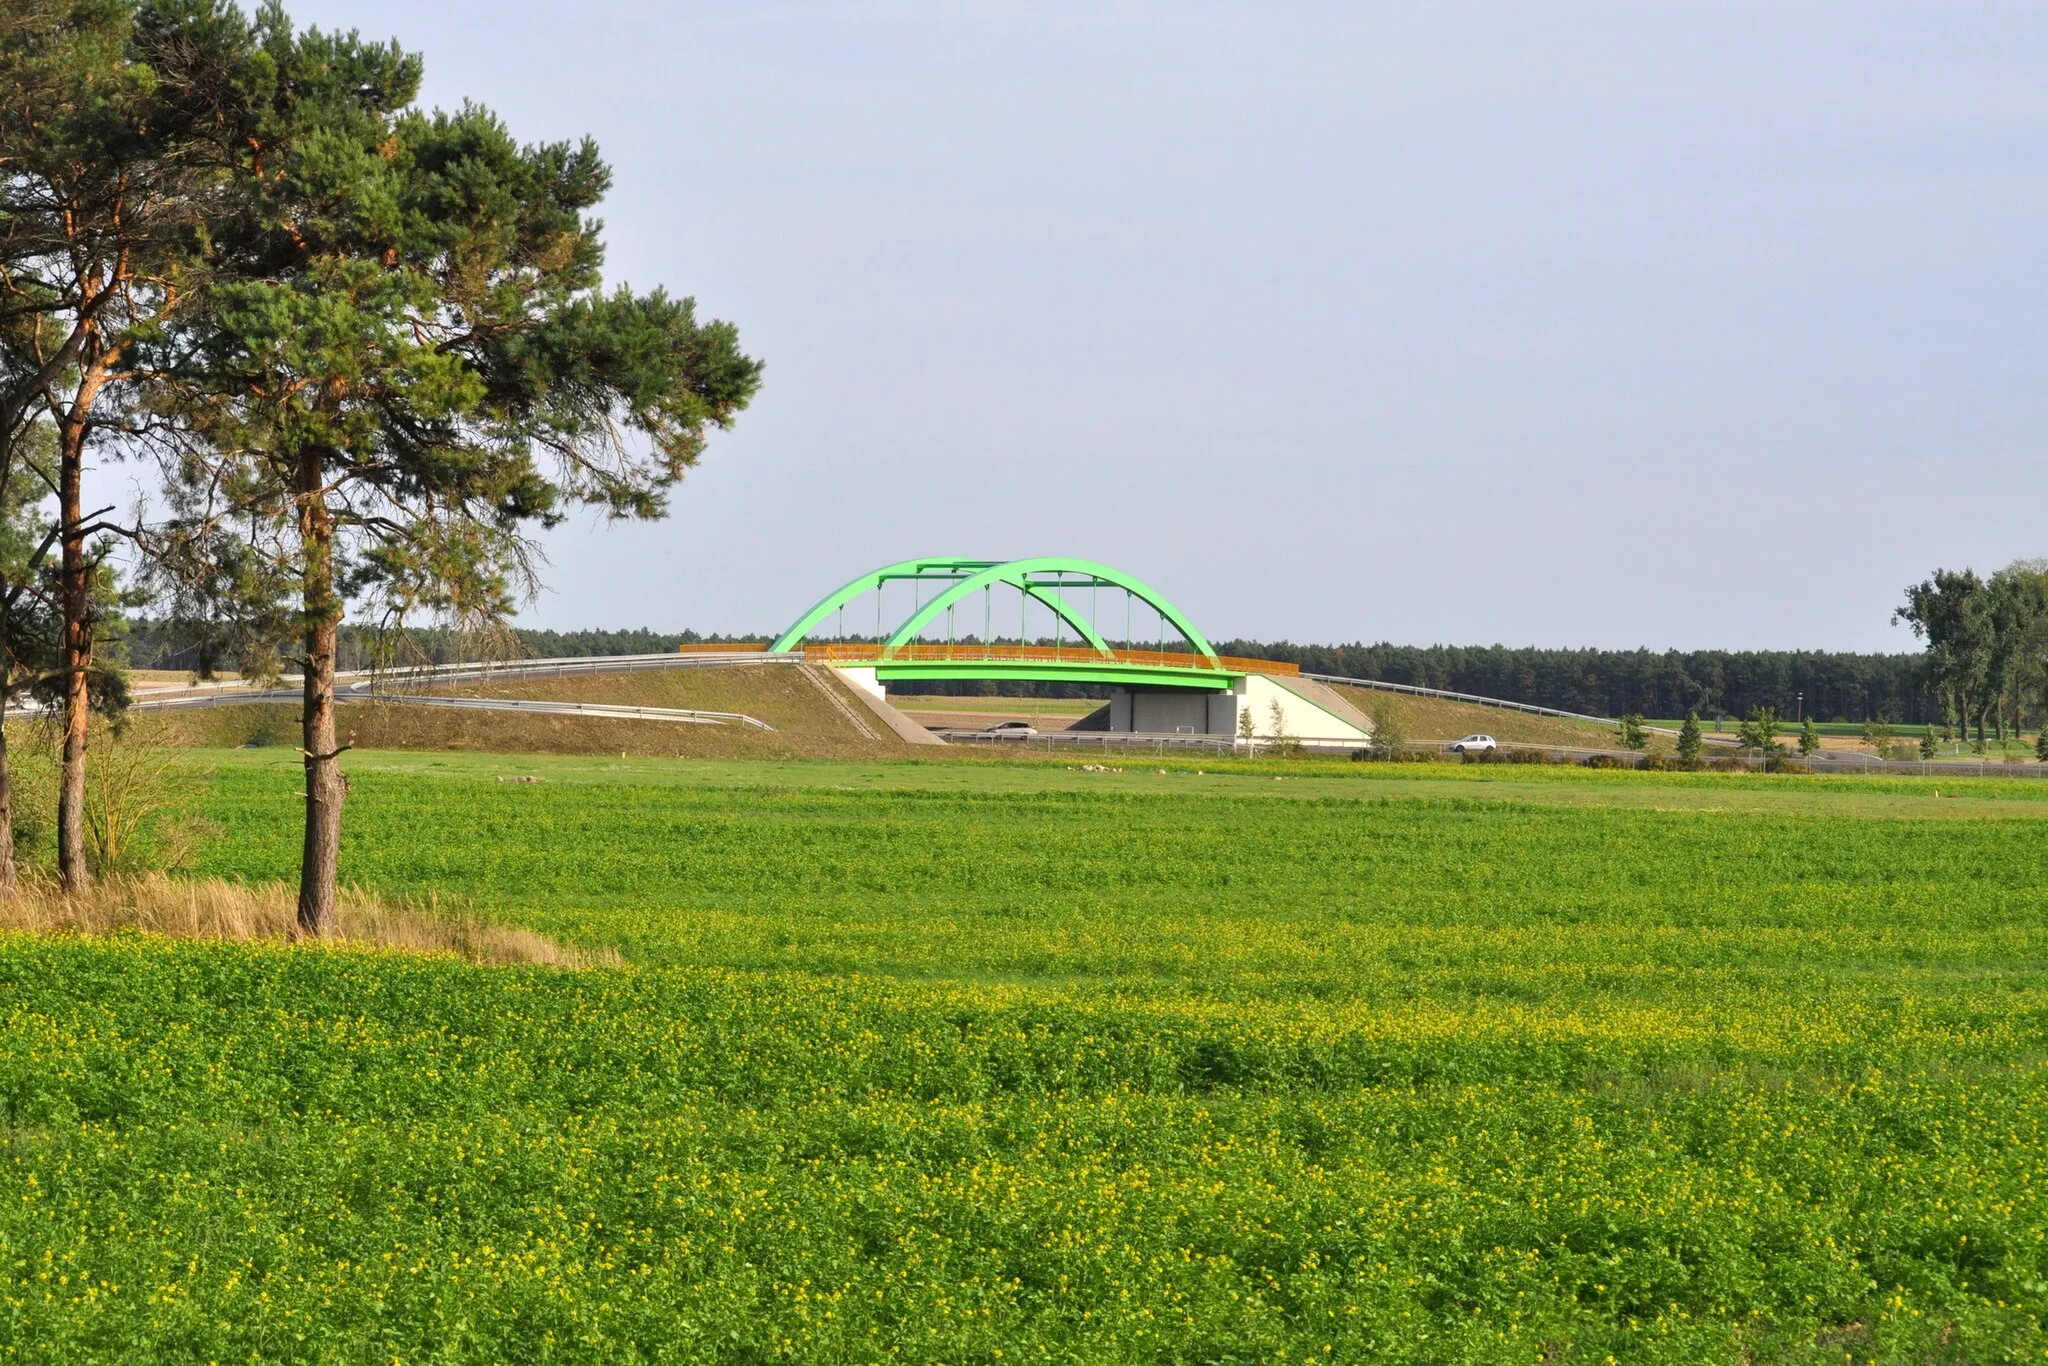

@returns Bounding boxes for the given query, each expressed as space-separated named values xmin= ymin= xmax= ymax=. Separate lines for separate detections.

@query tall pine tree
xmin=0 ymin=0 xmax=249 ymax=888
xmin=146 ymin=6 xmax=760 ymax=931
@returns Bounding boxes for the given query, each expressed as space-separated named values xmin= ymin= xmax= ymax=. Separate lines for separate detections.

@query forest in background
xmin=1208 ymin=641 xmax=1929 ymax=724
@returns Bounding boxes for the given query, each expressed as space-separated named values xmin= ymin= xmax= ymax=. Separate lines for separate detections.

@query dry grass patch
xmin=0 ymin=874 xmax=619 ymax=969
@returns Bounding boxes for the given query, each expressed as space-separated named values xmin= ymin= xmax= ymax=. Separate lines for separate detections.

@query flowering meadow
xmin=0 ymin=756 xmax=2044 ymax=1360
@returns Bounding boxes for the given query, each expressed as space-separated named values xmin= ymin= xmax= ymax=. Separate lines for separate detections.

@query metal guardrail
xmin=1301 ymin=673 xmax=1681 ymax=734
xmin=131 ymin=687 xmax=775 ymax=730
xmin=356 ymin=651 xmax=795 ymax=689
xmin=125 ymin=654 xmax=782 ymax=731
xmin=937 ymin=729 xmax=1665 ymax=758
xmin=127 ymin=651 xmax=797 ymax=702
xmin=938 ymin=729 xmax=1262 ymax=754
xmin=346 ymin=694 xmax=775 ymax=729
xmin=935 ymin=728 xmax=2048 ymax=774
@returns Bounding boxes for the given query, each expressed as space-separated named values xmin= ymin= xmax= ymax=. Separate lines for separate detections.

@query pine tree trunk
xmin=0 ymin=690 xmax=16 ymax=901
xmin=56 ymin=396 xmax=95 ymax=893
xmin=296 ymin=448 xmax=343 ymax=936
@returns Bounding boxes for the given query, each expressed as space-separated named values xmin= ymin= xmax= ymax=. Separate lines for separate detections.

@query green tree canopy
xmin=1895 ymin=569 xmax=1992 ymax=746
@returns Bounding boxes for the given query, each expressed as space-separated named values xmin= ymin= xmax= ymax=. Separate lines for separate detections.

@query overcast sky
xmin=276 ymin=1 xmax=2048 ymax=651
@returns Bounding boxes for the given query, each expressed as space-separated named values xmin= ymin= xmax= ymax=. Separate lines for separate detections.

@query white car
xmin=980 ymin=720 xmax=1038 ymax=739
xmin=1449 ymin=734 xmax=1497 ymax=753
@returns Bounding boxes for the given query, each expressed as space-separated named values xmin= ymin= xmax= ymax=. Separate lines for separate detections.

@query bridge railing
xmin=798 ymin=642 xmax=1297 ymax=676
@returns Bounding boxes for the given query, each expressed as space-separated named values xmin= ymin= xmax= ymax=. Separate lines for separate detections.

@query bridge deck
xmin=797 ymin=643 xmax=1296 ymax=691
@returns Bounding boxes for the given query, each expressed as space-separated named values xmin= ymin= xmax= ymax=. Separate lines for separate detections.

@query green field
xmin=2 ymin=752 xmax=2046 ymax=1360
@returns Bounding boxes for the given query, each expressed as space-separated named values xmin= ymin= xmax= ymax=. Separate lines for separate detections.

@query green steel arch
xmin=883 ymin=558 xmax=1215 ymax=660
xmin=771 ymin=556 xmax=1217 ymax=660
xmin=770 ymin=559 xmax=995 ymax=654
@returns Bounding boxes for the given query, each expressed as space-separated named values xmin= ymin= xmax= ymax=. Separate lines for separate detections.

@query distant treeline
xmin=123 ymin=622 xmax=770 ymax=673
xmin=1211 ymin=642 xmax=1929 ymax=723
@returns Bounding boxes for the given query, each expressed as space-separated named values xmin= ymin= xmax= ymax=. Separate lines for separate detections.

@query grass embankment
xmin=0 ymin=754 xmax=2043 ymax=1359
xmin=154 ymin=662 xmax=892 ymax=759
xmin=1328 ymin=684 xmax=1650 ymax=749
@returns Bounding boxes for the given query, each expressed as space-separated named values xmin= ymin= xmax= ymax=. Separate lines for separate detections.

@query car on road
xmin=1449 ymin=734 xmax=1497 ymax=753
xmin=980 ymin=720 xmax=1038 ymax=739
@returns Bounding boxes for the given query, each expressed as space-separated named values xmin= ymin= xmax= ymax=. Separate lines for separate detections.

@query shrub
xmin=1618 ymin=714 xmax=1647 ymax=751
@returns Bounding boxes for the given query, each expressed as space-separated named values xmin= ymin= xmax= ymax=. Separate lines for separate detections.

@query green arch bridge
xmin=769 ymin=557 xmax=1294 ymax=690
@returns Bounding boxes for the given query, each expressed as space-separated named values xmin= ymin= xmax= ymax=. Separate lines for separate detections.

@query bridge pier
xmin=1108 ymin=689 xmax=1239 ymax=735
xmin=1106 ymin=676 xmax=1372 ymax=741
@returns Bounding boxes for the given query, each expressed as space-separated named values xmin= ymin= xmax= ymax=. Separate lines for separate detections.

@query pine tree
xmin=1677 ymin=711 xmax=1702 ymax=765
xmin=0 ymin=0 xmax=247 ymax=888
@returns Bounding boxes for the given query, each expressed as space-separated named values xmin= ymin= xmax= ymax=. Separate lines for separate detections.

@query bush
xmin=1618 ymin=714 xmax=1648 ymax=751
xmin=1765 ymin=756 xmax=1813 ymax=775
xmin=1580 ymin=754 xmax=1628 ymax=769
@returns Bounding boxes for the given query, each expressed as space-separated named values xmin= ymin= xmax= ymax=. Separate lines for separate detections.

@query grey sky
xmin=277 ymin=1 xmax=2048 ymax=651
